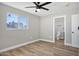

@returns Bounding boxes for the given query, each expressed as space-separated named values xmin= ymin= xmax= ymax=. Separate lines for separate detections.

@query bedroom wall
xmin=0 ymin=3 xmax=40 ymax=50
xmin=40 ymin=3 xmax=79 ymax=45
xmin=0 ymin=2 xmax=79 ymax=51
xmin=40 ymin=15 xmax=53 ymax=41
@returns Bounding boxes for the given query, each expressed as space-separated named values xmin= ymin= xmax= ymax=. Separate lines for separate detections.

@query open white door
xmin=72 ymin=14 xmax=79 ymax=48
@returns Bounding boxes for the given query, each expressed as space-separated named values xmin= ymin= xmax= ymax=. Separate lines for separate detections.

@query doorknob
xmin=72 ymin=32 xmax=74 ymax=33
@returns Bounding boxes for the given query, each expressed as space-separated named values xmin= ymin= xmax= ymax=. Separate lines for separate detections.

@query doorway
xmin=53 ymin=16 xmax=66 ymax=45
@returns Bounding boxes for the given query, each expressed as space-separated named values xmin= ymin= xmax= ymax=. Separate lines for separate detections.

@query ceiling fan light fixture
xmin=35 ymin=8 xmax=40 ymax=12
xmin=36 ymin=9 xmax=40 ymax=12
xmin=25 ymin=2 xmax=52 ymax=12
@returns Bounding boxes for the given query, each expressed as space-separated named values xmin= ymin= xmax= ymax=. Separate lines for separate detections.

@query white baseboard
xmin=0 ymin=39 xmax=39 ymax=53
xmin=71 ymin=44 xmax=79 ymax=48
xmin=1 ymin=39 xmax=79 ymax=53
xmin=38 ymin=39 xmax=54 ymax=43
xmin=0 ymin=39 xmax=54 ymax=53
xmin=65 ymin=43 xmax=79 ymax=48
xmin=64 ymin=43 xmax=72 ymax=47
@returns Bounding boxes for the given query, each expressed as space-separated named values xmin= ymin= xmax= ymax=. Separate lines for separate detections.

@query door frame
xmin=53 ymin=15 xmax=66 ymax=44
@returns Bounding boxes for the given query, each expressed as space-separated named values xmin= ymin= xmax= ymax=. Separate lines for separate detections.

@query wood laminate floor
xmin=0 ymin=40 xmax=79 ymax=56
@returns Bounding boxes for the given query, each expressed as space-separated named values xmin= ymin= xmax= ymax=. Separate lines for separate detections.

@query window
xmin=7 ymin=13 xmax=18 ymax=29
xmin=18 ymin=16 xmax=28 ymax=29
xmin=6 ymin=12 xmax=28 ymax=30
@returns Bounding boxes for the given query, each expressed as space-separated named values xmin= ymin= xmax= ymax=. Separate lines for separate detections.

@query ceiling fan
xmin=25 ymin=2 xmax=52 ymax=12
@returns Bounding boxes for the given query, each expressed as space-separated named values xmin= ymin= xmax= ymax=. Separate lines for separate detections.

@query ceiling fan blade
xmin=33 ymin=2 xmax=38 ymax=6
xmin=25 ymin=6 xmax=36 ymax=8
xmin=40 ymin=2 xmax=52 ymax=7
xmin=40 ymin=7 xmax=49 ymax=11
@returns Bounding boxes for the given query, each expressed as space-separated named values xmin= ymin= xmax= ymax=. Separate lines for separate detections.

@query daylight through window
xmin=6 ymin=13 xmax=28 ymax=30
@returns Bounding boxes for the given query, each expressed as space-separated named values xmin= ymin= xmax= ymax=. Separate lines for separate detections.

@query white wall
xmin=40 ymin=15 xmax=53 ymax=41
xmin=0 ymin=4 xmax=40 ymax=50
xmin=40 ymin=3 xmax=79 ymax=45
xmin=40 ymin=15 xmax=72 ymax=45
xmin=0 ymin=2 xmax=79 ymax=50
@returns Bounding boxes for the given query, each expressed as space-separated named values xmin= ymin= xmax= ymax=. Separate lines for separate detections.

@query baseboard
xmin=38 ymin=39 xmax=54 ymax=43
xmin=64 ymin=43 xmax=72 ymax=47
xmin=71 ymin=44 xmax=79 ymax=48
xmin=0 ymin=39 xmax=39 ymax=53
xmin=0 ymin=39 xmax=54 ymax=53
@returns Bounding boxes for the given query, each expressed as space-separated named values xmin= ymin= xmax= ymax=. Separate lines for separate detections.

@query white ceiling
xmin=2 ymin=2 xmax=79 ymax=16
